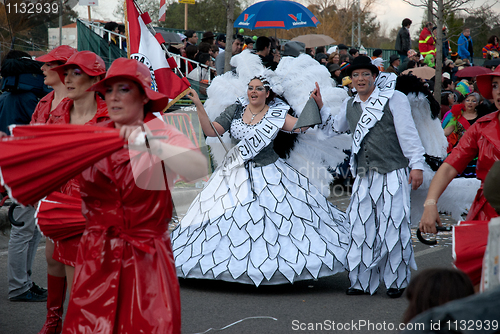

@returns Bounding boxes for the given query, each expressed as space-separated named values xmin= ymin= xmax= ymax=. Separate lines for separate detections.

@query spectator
xmin=443 ymin=58 xmax=455 ymax=76
xmin=329 ymin=63 xmax=342 ymax=86
xmin=216 ymin=34 xmax=226 ymax=52
xmin=255 ymin=36 xmax=277 ymax=70
xmin=118 ymin=24 xmax=127 ymax=51
xmin=243 ymin=37 xmax=254 ymax=51
xmin=201 ymin=31 xmax=215 ymax=45
xmin=185 ymin=29 xmax=198 ymax=46
xmin=184 ymin=44 xmax=198 ymax=75
xmin=103 ymin=21 xmax=119 ymax=46
xmin=423 ymin=54 xmax=435 ymax=68
xmin=327 ymin=51 xmax=340 ymax=66
xmin=306 ymin=47 xmax=315 ymax=58
xmin=458 ymin=27 xmax=474 ymax=65
xmin=337 ymin=43 xmax=349 ymax=56
xmin=398 ymin=49 xmax=418 ymax=73
xmin=3 ymin=50 xmax=47 ymax=302
xmin=187 ymin=53 xmax=211 ymax=83
xmin=482 ymin=35 xmax=499 ymax=59
xmin=342 ymin=76 xmax=354 ymax=96
xmin=339 ymin=53 xmax=350 ymax=65
xmin=0 ymin=51 xmax=45 ymax=134
xmin=349 ymin=48 xmax=359 ymax=58
xmin=402 ymin=268 xmax=474 ymax=324
xmin=210 ymin=44 xmax=219 ymax=59
xmin=395 ymin=18 xmax=412 ymax=61
xmin=419 ymin=22 xmax=436 ymax=58
xmin=215 ymin=34 xmax=244 ymax=75
xmin=441 ymin=90 xmax=456 ymax=119
xmin=371 ymin=49 xmax=384 ymax=72
xmin=385 ymin=54 xmax=400 ymax=75
xmin=315 ymin=46 xmax=327 ymax=63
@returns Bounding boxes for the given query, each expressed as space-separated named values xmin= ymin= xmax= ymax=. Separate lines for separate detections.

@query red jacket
xmin=62 ymin=114 xmax=193 ymax=333
xmin=35 ymin=94 xmax=110 ymax=266
xmin=419 ymin=27 xmax=436 ymax=56
xmin=445 ymin=111 xmax=500 ymax=221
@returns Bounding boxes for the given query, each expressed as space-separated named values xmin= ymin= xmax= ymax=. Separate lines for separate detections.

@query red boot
xmin=38 ymin=275 xmax=67 ymax=334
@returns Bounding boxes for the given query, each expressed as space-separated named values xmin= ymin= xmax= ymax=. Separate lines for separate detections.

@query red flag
xmin=159 ymin=0 xmax=166 ymax=21
xmin=125 ymin=0 xmax=190 ymax=109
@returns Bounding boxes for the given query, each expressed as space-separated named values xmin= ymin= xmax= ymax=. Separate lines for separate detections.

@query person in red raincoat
xmin=420 ymin=66 xmax=500 ymax=283
xmin=35 ymin=50 xmax=108 ymax=334
xmin=62 ymin=58 xmax=207 ymax=334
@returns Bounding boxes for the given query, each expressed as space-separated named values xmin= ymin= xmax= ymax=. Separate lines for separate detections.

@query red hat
xmin=36 ymin=45 xmax=77 ymax=63
xmin=476 ymin=67 xmax=500 ymax=99
xmin=52 ymin=51 xmax=106 ymax=83
xmin=89 ymin=58 xmax=169 ymax=112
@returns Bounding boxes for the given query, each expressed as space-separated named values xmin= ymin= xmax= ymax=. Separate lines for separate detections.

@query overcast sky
xmin=74 ymin=0 xmax=500 ymax=39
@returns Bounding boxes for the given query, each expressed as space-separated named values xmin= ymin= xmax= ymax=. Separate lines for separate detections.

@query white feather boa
xmin=195 ymin=50 xmax=350 ymax=197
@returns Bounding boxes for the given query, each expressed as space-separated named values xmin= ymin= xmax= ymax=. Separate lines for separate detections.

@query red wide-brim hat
xmin=476 ymin=66 xmax=500 ymax=99
xmin=52 ymin=51 xmax=107 ymax=84
xmin=36 ymin=45 xmax=77 ymax=63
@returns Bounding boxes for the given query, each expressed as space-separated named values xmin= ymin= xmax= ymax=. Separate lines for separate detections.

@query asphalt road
xmin=0 ymin=190 xmax=456 ymax=334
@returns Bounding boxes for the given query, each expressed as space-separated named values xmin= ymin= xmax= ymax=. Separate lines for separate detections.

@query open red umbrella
xmin=453 ymin=220 xmax=489 ymax=284
xmin=35 ymin=192 xmax=86 ymax=241
xmin=456 ymin=66 xmax=492 ymax=78
xmin=0 ymin=124 xmax=125 ymax=206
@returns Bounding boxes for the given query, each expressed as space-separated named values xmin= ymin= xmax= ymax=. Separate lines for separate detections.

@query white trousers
xmin=346 ymin=168 xmax=416 ymax=294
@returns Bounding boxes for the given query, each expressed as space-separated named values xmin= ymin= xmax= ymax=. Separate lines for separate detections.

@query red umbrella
xmin=453 ymin=220 xmax=489 ymax=284
xmin=0 ymin=124 xmax=125 ymax=206
xmin=456 ymin=66 xmax=492 ymax=78
xmin=36 ymin=192 xmax=86 ymax=241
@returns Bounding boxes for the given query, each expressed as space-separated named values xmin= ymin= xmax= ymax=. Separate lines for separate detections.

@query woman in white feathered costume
xmin=170 ymin=50 xmax=352 ymax=286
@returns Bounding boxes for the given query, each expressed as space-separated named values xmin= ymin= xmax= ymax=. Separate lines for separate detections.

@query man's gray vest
xmin=346 ymin=98 xmax=409 ymax=175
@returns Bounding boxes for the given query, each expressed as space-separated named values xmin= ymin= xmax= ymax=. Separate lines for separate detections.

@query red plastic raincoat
xmin=445 ymin=111 xmax=500 ymax=221
xmin=62 ymin=114 xmax=191 ymax=334
xmin=36 ymin=95 xmax=109 ymax=266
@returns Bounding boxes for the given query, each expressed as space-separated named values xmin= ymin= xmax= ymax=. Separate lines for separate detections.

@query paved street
xmin=0 ymin=188 xmax=456 ymax=334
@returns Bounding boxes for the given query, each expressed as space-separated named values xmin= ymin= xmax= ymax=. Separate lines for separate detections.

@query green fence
xmin=77 ymin=20 xmax=127 ymax=69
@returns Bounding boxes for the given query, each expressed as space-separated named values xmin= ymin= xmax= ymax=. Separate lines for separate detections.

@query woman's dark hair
xmin=198 ymin=52 xmax=211 ymax=66
xmin=487 ymin=35 xmax=499 ymax=44
xmin=407 ymin=60 xmax=416 ymax=69
xmin=198 ymin=42 xmax=211 ymax=54
xmin=402 ymin=268 xmax=474 ymax=324
xmin=441 ymin=92 xmax=451 ymax=105
xmin=185 ymin=45 xmax=198 ymax=60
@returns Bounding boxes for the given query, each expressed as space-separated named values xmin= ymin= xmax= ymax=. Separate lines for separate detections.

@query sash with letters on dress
xmin=349 ymin=73 xmax=397 ymax=175
xmin=221 ymin=97 xmax=289 ymax=174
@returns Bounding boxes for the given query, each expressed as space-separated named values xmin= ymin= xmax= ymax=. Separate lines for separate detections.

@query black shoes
xmin=30 ymin=282 xmax=48 ymax=298
xmin=9 ymin=289 xmax=47 ymax=302
xmin=386 ymin=288 xmax=405 ymax=298
xmin=346 ymin=287 xmax=370 ymax=295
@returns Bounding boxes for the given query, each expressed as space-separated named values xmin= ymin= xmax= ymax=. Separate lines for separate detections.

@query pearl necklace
xmin=248 ymin=105 xmax=266 ymax=123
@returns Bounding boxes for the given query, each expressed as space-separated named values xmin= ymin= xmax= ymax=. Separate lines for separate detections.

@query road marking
xmin=414 ymin=246 xmax=443 ymax=258
xmin=0 ymin=245 xmax=45 ymax=257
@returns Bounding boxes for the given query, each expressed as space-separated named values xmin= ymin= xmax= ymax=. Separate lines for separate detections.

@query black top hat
xmin=345 ymin=55 xmax=379 ymax=76
xmin=202 ymin=31 xmax=215 ymax=41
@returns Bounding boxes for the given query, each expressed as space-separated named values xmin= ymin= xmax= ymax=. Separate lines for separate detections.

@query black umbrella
xmin=157 ymin=31 xmax=182 ymax=44
xmin=483 ymin=58 xmax=500 ymax=67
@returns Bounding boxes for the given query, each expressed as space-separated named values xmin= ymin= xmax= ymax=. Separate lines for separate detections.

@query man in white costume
xmin=311 ymin=55 xmax=425 ymax=298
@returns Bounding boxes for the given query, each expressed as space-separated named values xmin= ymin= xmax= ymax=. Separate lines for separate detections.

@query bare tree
xmin=223 ymin=0 xmax=235 ymax=74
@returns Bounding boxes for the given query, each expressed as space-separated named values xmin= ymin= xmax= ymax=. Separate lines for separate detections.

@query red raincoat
xmin=31 ymin=90 xmax=55 ymax=123
xmin=36 ymin=95 xmax=109 ymax=266
xmin=62 ymin=114 xmax=192 ymax=334
xmin=445 ymin=111 xmax=500 ymax=221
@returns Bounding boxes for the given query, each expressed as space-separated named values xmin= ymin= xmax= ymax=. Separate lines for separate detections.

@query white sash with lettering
xmin=349 ymin=73 xmax=397 ymax=175
xmin=221 ymin=97 xmax=289 ymax=174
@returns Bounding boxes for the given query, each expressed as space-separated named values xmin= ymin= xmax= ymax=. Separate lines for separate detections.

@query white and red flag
xmin=159 ymin=0 xmax=166 ymax=21
xmin=125 ymin=0 xmax=190 ymax=109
